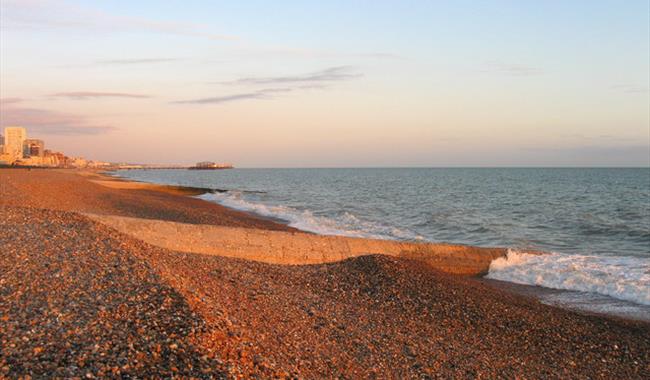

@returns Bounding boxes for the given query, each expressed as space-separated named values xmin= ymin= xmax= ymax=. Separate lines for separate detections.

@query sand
xmin=1 ymin=168 xmax=649 ymax=378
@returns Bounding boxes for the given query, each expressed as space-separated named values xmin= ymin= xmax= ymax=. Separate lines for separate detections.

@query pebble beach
xmin=1 ymin=168 xmax=649 ymax=378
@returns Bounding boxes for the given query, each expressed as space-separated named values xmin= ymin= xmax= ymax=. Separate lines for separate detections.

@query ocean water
xmin=115 ymin=168 xmax=650 ymax=308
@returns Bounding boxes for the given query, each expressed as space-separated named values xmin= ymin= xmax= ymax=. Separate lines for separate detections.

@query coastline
xmin=100 ymin=169 xmax=650 ymax=321
xmin=5 ymin=168 xmax=649 ymax=314
xmin=1 ymin=168 xmax=648 ymax=378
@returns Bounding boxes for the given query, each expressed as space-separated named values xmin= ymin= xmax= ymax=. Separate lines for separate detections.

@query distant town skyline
xmin=0 ymin=125 xmax=106 ymax=168
xmin=1 ymin=1 xmax=648 ymax=167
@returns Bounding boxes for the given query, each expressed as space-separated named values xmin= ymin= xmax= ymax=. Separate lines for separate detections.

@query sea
xmin=115 ymin=168 xmax=650 ymax=317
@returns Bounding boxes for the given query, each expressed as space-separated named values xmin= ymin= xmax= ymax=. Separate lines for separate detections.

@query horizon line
xmin=118 ymin=165 xmax=650 ymax=169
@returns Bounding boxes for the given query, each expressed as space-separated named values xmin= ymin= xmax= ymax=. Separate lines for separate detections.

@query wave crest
xmin=486 ymin=250 xmax=650 ymax=305
xmin=198 ymin=192 xmax=423 ymax=241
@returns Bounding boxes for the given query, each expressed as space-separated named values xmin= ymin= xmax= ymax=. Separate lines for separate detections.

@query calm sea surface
xmin=115 ymin=168 xmax=650 ymax=307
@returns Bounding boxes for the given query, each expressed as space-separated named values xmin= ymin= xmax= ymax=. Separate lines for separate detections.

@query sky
xmin=1 ymin=0 xmax=648 ymax=167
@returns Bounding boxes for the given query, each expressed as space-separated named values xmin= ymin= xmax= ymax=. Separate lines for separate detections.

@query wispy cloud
xmin=178 ymin=67 xmax=362 ymax=105
xmin=51 ymin=92 xmax=151 ymax=100
xmin=220 ymin=66 xmax=362 ymax=86
xmin=610 ymin=84 xmax=649 ymax=94
xmin=0 ymin=99 xmax=117 ymax=135
xmin=177 ymin=66 xmax=362 ymax=104
xmin=482 ymin=62 xmax=544 ymax=76
xmin=1 ymin=0 xmax=235 ymax=41
xmin=173 ymin=87 xmax=295 ymax=105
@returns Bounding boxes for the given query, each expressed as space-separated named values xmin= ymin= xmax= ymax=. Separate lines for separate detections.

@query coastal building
xmin=70 ymin=157 xmax=87 ymax=168
xmin=19 ymin=156 xmax=44 ymax=166
xmin=0 ymin=127 xmax=86 ymax=167
xmin=0 ymin=151 xmax=12 ymax=165
xmin=43 ymin=150 xmax=70 ymax=167
xmin=4 ymin=126 xmax=27 ymax=161
xmin=23 ymin=139 xmax=45 ymax=158
xmin=86 ymin=160 xmax=111 ymax=168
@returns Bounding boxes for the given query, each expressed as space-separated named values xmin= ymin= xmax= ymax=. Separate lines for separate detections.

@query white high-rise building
xmin=4 ymin=127 xmax=27 ymax=160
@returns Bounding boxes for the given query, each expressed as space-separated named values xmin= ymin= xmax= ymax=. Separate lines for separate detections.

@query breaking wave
xmin=198 ymin=191 xmax=424 ymax=241
xmin=486 ymin=250 xmax=650 ymax=305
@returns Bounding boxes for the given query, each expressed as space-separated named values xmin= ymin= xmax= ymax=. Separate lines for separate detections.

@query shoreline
xmin=102 ymin=169 xmax=650 ymax=321
xmin=100 ymin=169 xmax=301 ymax=227
xmin=12 ymin=167 xmax=650 ymax=316
xmin=1 ymin=168 xmax=648 ymax=378
xmin=479 ymin=278 xmax=650 ymax=323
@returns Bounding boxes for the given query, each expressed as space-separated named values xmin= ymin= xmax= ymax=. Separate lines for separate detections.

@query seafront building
xmin=23 ymin=139 xmax=45 ymax=158
xmin=0 ymin=126 xmax=104 ymax=167
xmin=3 ymin=127 xmax=27 ymax=161
xmin=0 ymin=126 xmax=166 ymax=169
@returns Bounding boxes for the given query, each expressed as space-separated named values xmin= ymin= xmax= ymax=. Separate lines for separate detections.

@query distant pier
xmin=110 ymin=162 xmax=234 ymax=170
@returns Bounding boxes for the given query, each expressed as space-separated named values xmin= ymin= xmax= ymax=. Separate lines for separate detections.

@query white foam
xmin=198 ymin=192 xmax=422 ymax=241
xmin=487 ymin=250 xmax=650 ymax=306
